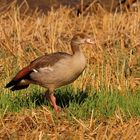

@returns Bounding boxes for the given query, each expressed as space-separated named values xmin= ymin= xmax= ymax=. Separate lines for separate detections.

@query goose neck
xmin=71 ymin=41 xmax=81 ymax=54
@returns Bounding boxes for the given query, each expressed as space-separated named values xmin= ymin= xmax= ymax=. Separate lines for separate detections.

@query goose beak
xmin=86 ymin=38 xmax=94 ymax=44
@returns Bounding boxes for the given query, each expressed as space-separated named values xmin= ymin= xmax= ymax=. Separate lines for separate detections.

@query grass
xmin=1 ymin=86 xmax=140 ymax=119
xmin=0 ymin=1 xmax=140 ymax=139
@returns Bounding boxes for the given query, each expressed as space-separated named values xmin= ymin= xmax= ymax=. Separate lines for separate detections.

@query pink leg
xmin=45 ymin=92 xmax=61 ymax=116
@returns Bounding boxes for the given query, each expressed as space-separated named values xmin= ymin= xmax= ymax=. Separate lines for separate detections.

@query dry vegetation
xmin=0 ymin=1 xmax=140 ymax=140
xmin=0 ymin=107 xmax=140 ymax=140
xmin=0 ymin=4 xmax=139 ymax=91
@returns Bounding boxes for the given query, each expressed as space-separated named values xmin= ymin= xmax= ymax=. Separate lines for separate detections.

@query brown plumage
xmin=5 ymin=33 xmax=94 ymax=116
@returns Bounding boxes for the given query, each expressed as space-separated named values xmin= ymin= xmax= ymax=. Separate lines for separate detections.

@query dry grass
xmin=0 ymin=2 xmax=140 ymax=92
xmin=0 ymin=1 xmax=140 ymax=140
xmin=0 ymin=107 xmax=139 ymax=140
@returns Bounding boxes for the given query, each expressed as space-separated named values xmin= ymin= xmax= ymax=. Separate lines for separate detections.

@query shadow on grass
xmin=0 ymin=86 xmax=92 ymax=113
xmin=29 ymin=87 xmax=89 ymax=108
xmin=56 ymin=89 xmax=89 ymax=108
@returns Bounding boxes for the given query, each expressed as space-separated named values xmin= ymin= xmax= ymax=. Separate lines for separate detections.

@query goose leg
xmin=45 ymin=91 xmax=61 ymax=116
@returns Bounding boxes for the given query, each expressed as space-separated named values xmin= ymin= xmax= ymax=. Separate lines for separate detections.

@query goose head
xmin=71 ymin=33 xmax=94 ymax=54
xmin=71 ymin=33 xmax=94 ymax=46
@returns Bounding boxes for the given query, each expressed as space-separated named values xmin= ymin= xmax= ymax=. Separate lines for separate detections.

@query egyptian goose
xmin=5 ymin=33 xmax=94 ymax=115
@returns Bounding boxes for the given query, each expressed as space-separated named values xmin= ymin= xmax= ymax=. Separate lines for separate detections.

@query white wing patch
xmin=33 ymin=69 xmax=38 ymax=73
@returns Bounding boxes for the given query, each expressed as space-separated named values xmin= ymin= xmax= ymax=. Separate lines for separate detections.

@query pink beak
xmin=86 ymin=38 xmax=94 ymax=44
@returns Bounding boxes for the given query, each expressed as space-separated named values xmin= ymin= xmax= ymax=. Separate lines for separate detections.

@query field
xmin=0 ymin=1 xmax=140 ymax=140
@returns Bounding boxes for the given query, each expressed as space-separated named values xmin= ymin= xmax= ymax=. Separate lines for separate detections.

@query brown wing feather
xmin=30 ymin=52 xmax=71 ymax=70
xmin=5 ymin=66 xmax=32 ymax=88
xmin=14 ymin=66 xmax=31 ymax=81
